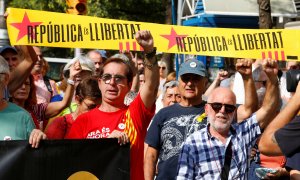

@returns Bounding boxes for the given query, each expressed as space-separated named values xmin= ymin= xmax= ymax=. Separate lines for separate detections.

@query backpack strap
xmin=43 ymin=76 xmax=53 ymax=95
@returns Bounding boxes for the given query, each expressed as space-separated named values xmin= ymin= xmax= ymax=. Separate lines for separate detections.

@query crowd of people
xmin=1 ymin=28 xmax=300 ymax=180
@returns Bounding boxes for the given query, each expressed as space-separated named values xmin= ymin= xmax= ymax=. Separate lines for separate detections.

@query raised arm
xmin=129 ymin=52 xmax=140 ymax=92
xmin=203 ymin=70 xmax=228 ymax=98
xmin=8 ymin=46 xmax=38 ymax=94
xmin=135 ymin=30 xmax=159 ymax=109
xmin=255 ymin=59 xmax=280 ymax=129
xmin=259 ymin=82 xmax=300 ymax=155
xmin=235 ymin=58 xmax=258 ymax=122
xmin=44 ymin=60 xmax=81 ymax=118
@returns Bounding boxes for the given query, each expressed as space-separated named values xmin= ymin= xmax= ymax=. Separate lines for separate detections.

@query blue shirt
xmin=177 ymin=114 xmax=261 ymax=180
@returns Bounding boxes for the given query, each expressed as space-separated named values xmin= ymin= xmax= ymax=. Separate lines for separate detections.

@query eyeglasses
xmin=159 ymin=66 xmax=166 ymax=70
xmin=208 ymin=103 xmax=236 ymax=113
xmin=101 ymin=74 xmax=127 ymax=84
xmin=82 ymin=100 xmax=97 ymax=110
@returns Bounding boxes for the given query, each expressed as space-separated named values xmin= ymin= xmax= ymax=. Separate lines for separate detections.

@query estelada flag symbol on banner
xmin=0 ymin=139 xmax=129 ymax=180
xmin=6 ymin=8 xmax=300 ymax=61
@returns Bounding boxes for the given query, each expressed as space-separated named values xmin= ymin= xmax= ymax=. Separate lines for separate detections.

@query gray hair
xmin=162 ymin=80 xmax=179 ymax=97
xmin=0 ymin=56 xmax=9 ymax=90
xmin=63 ymin=55 xmax=95 ymax=78
xmin=0 ymin=55 xmax=9 ymax=75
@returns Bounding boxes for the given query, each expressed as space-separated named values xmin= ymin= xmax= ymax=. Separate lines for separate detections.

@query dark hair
xmin=25 ymin=75 xmax=37 ymax=107
xmin=10 ymin=75 xmax=37 ymax=108
xmin=99 ymin=58 xmax=133 ymax=83
xmin=75 ymin=77 xmax=102 ymax=101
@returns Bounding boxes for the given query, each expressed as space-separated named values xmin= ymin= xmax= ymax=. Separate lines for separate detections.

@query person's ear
xmin=74 ymin=95 xmax=81 ymax=104
xmin=204 ymin=103 xmax=210 ymax=115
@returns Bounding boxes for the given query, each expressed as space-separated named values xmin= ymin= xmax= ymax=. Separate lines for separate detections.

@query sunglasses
xmin=101 ymin=74 xmax=127 ymax=84
xmin=208 ymin=103 xmax=236 ymax=113
xmin=159 ymin=66 xmax=166 ymax=70
xmin=180 ymin=74 xmax=202 ymax=83
xmin=289 ymin=65 xmax=300 ymax=70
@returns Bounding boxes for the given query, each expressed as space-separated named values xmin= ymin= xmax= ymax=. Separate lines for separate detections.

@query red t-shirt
xmin=45 ymin=114 xmax=74 ymax=139
xmin=66 ymin=94 xmax=155 ymax=180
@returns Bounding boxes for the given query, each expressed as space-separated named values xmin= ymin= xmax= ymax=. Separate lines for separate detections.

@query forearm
xmin=140 ymin=55 xmax=159 ymax=108
xmin=144 ymin=148 xmax=158 ymax=180
xmin=130 ymin=73 xmax=140 ymax=92
xmin=237 ymin=76 xmax=258 ymax=122
xmin=204 ymin=78 xmax=221 ymax=98
xmin=259 ymin=88 xmax=300 ymax=155
xmin=258 ymin=77 xmax=279 ymax=128
xmin=8 ymin=46 xmax=38 ymax=94
xmin=45 ymin=83 xmax=74 ymax=118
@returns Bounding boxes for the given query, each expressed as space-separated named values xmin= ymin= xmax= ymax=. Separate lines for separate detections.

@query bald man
xmin=177 ymin=59 xmax=280 ymax=180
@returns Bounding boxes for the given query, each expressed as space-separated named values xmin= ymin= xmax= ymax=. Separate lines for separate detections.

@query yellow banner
xmin=6 ymin=8 xmax=300 ymax=61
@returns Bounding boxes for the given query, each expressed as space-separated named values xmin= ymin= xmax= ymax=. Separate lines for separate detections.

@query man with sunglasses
xmin=177 ymin=59 xmax=280 ymax=179
xmin=66 ymin=30 xmax=159 ymax=180
xmin=145 ymin=58 xmax=258 ymax=180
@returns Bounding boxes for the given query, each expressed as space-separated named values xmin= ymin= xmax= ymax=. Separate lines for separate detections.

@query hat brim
xmin=0 ymin=47 xmax=17 ymax=54
xmin=81 ymin=65 xmax=92 ymax=71
xmin=179 ymin=70 xmax=206 ymax=77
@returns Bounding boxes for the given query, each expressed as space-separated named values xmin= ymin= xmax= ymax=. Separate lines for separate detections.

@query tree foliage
xmin=7 ymin=0 xmax=168 ymax=57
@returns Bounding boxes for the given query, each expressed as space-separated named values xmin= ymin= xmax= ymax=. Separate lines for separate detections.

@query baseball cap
xmin=96 ymin=50 xmax=107 ymax=59
xmin=0 ymin=46 xmax=17 ymax=55
xmin=63 ymin=55 xmax=95 ymax=73
xmin=178 ymin=59 xmax=207 ymax=77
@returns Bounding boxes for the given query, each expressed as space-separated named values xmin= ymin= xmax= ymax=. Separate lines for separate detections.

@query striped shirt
xmin=177 ymin=114 xmax=261 ymax=180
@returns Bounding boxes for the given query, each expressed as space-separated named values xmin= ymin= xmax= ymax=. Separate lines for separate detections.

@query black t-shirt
xmin=145 ymin=103 xmax=207 ymax=180
xmin=275 ymin=116 xmax=300 ymax=170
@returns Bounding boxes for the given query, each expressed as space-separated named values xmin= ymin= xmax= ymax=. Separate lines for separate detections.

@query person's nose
xmin=95 ymin=63 xmax=100 ymax=69
xmin=186 ymin=80 xmax=193 ymax=86
xmin=37 ymin=55 xmax=42 ymax=61
xmin=20 ymin=83 xmax=26 ymax=89
xmin=170 ymin=95 xmax=176 ymax=102
xmin=219 ymin=105 xmax=226 ymax=113
xmin=109 ymin=77 xmax=116 ymax=85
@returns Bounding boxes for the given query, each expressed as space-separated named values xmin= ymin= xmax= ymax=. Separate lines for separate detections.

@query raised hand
xmin=262 ymin=58 xmax=278 ymax=81
xmin=217 ymin=70 xmax=229 ymax=81
xmin=69 ymin=60 xmax=82 ymax=81
xmin=135 ymin=30 xmax=154 ymax=53
xmin=236 ymin=58 xmax=253 ymax=77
